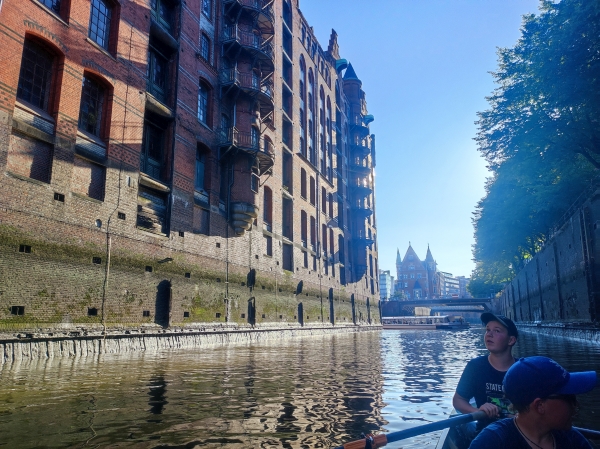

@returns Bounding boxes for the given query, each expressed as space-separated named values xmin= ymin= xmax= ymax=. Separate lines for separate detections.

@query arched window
xmin=17 ymin=38 xmax=58 ymax=112
xmin=198 ymin=81 xmax=210 ymax=125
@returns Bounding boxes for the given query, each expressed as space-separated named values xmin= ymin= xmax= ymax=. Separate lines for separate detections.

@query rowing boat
xmin=435 ymin=412 xmax=600 ymax=449
xmin=435 ymin=410 xmax=465 ymax=449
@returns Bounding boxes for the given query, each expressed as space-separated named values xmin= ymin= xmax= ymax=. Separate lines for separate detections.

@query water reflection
xmin=0 ymin=330 xmax=598 ymax=448
xmin=148 ymin=374 xmax=168 ymax=417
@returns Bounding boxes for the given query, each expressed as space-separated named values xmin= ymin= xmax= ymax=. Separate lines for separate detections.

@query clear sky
xmin=299 ymin=0 xmax=540 ymax=278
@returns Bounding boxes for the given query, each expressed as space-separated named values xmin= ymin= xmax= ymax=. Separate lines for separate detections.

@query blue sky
xmin=300 ymin=0 xmax=540 ymax=278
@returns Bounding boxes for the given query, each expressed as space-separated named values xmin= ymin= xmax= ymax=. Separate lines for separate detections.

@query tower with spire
xmin=395 ymin=243 xmax=439 ymax=300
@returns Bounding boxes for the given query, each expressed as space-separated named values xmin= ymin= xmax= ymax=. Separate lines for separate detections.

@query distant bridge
xmin=381 ymin=298 xmax=492 ymax=317
xmin=396 ymin=298 xmax=492 ymax=310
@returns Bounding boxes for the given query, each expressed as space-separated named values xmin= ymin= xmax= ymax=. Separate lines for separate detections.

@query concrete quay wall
xmin=517 ymin=323 xmax=600 ymax=345
xmin=496 ymin=188 xmax=600 ymax=325
xmin=0 ymin=324 xmax=381 ymax=365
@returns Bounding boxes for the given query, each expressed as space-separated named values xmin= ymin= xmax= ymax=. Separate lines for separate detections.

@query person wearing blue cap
xmin=469 ymin=356 xmax=597 ymax=449
xmin=453 ymin=313 xmax=519 ymax=443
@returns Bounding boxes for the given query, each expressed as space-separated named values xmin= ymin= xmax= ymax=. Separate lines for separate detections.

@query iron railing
xmin=220 ymin=69 xmax=273 ymax=100
xmin=222 ymin=25 xmax=274 ymax=61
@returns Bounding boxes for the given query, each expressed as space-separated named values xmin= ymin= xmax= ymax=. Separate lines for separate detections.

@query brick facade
xmin=0 ymin=0 xmax=379 ymax=331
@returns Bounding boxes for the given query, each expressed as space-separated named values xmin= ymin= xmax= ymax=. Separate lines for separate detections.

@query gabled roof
xmin=402 ymin=243 xmax=422 ymax=264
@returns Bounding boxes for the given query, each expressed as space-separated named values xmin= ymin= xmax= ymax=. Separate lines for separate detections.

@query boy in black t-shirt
xmin=452 ymin=313 xmax=519 ymax=442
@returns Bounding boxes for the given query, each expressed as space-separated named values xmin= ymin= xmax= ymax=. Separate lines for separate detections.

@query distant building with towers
xmin=395 ymin=243 xmax=439 ymax=299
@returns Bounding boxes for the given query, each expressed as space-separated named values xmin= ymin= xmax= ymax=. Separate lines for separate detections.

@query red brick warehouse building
xmin=0 ymin=0 xmax=379 ymax=330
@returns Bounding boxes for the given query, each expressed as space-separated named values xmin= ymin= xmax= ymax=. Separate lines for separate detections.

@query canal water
xmin=1 ymin=329 xmax=599 ymax=449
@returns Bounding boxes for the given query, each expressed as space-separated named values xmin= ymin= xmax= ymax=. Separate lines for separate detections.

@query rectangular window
xmin=88 ymin=0 xmax=113 ymax=50
xmin=148 ymin=47 xmax=168 ymax=103
xmin=300 ymin=168 xmax=307 ymax=198
xmin=301 ymin=211 xmax=307 ymax=247
xmin=282 ymin=197 xmax=293 ymax=240
xmin=282 ymin=151 xmax=292 ymax=193
xmin=78 ymin=76 xmax=106 ymax=137
xmin=202 ymin=0 xmax=212 ymax=19
xmin=195 ymin=151 xmax=205 ymax=191
xmin=200 ymin=33 xmax=210 ymax=61
xmin=310 ymin=216 xmax=316 ymax=250
xmin=265 ymin=235 xmax=273 ymax=256
xmin=39 ymin=0 xmax=61 ymax=15
xmin=17 ymin=40 xmax=54 ymax=111
xmin=151 ymin=0 xmax=174 ymax=31
xmin=193 ymin=207 xmax=209 ymax=235
xmin=282 ymin=243 xmax=293 ymax=272
xmin=140 ymin=119 xmax=165 ymax=180
xmin=263 ymin=187 xmax=272 ymax=228
xmin=198 ymin=83 xmax=208 ymax=124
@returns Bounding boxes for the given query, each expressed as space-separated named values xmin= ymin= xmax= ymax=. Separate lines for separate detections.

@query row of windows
xmin=18 ymin=39 xmax=110 ymax=139
xmin=263 ymin=235 xmax=343 ymax=277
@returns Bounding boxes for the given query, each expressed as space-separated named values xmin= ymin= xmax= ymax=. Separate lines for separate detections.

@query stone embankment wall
xmin=517 ymin=323 xmax=600 ymax=344
xmin=0 ymin=213 xmax=378 ymax=332
xmin=495 ymin=188 xmax=600 ymax=327
xmin=0 ymin=324 xmax=381 ymax=364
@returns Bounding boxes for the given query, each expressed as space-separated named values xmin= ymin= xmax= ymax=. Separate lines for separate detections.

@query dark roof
xmin=343 ymin=63 xmax=360 ymax=81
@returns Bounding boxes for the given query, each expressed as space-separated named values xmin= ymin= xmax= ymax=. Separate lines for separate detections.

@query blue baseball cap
xmin=504 ymin=356 xmax=597 ymax=406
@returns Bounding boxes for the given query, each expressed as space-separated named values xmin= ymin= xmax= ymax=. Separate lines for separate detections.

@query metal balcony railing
xmin=222 ymin=25 xmax=274 ymax=61
xmin=220 ymin=69 xmax=274 ymax=100
xmin=218 ymin=127 xmax=260 ymax=151
xmin=223 ymin=0 xmax=274 ymax=24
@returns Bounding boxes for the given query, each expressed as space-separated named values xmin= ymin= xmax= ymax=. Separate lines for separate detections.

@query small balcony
xmin=349 ymin=114 xmax=370 ymax=139
xmin=351 ymin=202 xmax=373 ymax=218
xmin=355 ymin=230 xmax=375 ymax=247
xmin=349 ymin=158 xmax=371 ymax=177
xmin=223 ymin=0 xmax=274 ymax=34
xmin=218 ymin=127 xmax=274 ymax=175
xmin=351 ymin=179 xmax=373 ymax=197
xmin=220 ymin=69 xmax=274 ymax=115
xmin=222 ymin=25 xmax=274 ymax=71
xmin=351 ymin=141 xmax=371 ymax=158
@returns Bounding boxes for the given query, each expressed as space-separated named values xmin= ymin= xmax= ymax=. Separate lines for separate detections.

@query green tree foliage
xmin=472 ymin=0 xmax=600 ymax=288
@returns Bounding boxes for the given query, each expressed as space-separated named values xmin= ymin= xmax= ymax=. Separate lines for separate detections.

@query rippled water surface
xmin=1 ymin=329 xmax=599 ymax=449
